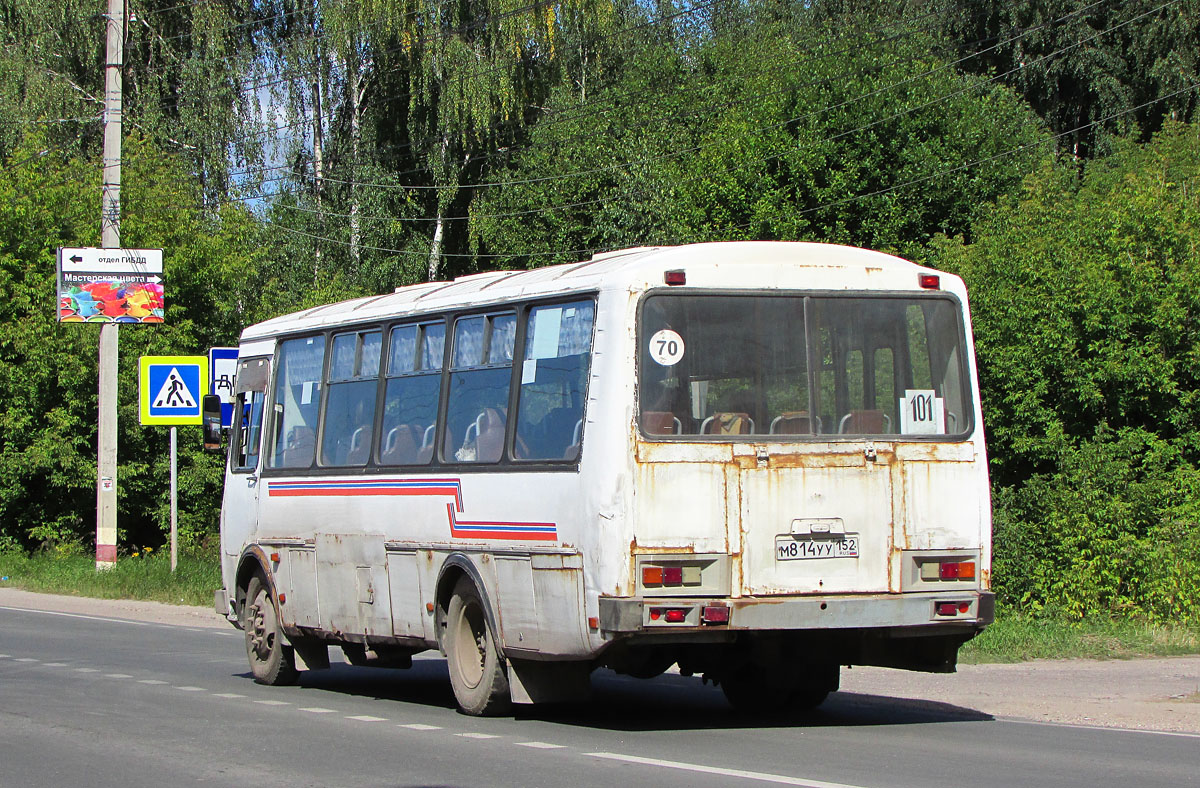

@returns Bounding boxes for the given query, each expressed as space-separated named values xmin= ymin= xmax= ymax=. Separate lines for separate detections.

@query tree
xmin=929 ymin=121 xmax=1200 ymax=621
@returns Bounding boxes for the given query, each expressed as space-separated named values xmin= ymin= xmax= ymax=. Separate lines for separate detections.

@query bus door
xmin=221 ymin=355 xmax=272 ymax=565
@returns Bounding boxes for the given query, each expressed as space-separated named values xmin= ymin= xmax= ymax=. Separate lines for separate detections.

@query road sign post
xmin=140 ymin=356 xmax=207 ymax=572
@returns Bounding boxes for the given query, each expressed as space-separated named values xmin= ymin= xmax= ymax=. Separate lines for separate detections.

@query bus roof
xmin=242 ymin=241 xmax=946 ymax=340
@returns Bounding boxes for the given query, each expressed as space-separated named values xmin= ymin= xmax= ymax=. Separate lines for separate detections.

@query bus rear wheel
xmin=243 ymin=574 xmax=298 ymax=686
xmin=444 ymin=577 xmax=511 ymax=716
xmin=721 ymin=663 xmax=837 ymax=713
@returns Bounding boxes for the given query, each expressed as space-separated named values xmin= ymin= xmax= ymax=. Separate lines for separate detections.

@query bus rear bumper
xmin=598 ymin=590 xmax=995 ymax=633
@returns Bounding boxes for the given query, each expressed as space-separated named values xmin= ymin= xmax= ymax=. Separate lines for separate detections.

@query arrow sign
xmin=58 ymin=247 xmax=166 ymax=324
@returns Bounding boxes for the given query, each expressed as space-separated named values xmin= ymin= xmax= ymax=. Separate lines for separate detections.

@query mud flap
xmin=507 ymin=659 xmax=592 ymax=705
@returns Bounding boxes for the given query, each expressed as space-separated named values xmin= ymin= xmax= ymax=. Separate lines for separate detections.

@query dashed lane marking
xmin=456 ymin=732 xmax=500 ymax=739
xmin=585 ymin=752 xmax=872 ymax=788
xmin=137 ymin=680 xmax=167 ymax=685
xmin=346 ymin=715 xmax=388 ymax=722
xmin=254 ymin=700 xmax=290 ymax=706
xmin=518 ymin=741 xmax=566 ymax=749
xmin=44 ymin=662 xmax=69 ymax=667
xmin=299 ymin=707 xmax=338 ymax=714
xmin=106 ymin=673 xmax=133 ymax=679
xmin=399 ymin=723 xmax=442 ymax=731
xmin=74 ymin=668 xmax=99 ymax=673
xmin=14 ymin=658 xmax=39 ymax=662
xmin=212 ymin=693 xmax=246 ymax=699
xmin=175 ymin=686 xmax=206 ymax=692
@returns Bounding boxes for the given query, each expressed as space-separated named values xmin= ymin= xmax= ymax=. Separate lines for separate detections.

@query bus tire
xmin=444 ymin=576 xmax=511 ymax=716
xmin=243 ymin=574 xmax=298 ymax=686
xmin=721 ymin=663 xmax=835 ymax=714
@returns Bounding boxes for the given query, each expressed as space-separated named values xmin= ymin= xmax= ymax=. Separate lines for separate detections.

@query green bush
xmin=930 ymin=122 xmax=1200 ymax=623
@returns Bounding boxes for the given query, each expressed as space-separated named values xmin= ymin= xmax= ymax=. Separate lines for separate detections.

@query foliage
xmin=930 ymin=121 xmax=1200 ymax=622
xmin=0 ymin=134 xmax=266 ymax=552
xmin=960 ymin=609 xmax=1200 ymax=663
xmin=470 ymin=3 xmax=1048 ymax=263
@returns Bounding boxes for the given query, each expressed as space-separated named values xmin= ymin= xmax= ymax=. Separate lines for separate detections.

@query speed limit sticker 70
xmin=649 ymin=329 xmax=685 ymax=366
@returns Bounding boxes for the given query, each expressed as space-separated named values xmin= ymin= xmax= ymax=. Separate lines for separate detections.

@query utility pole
xmin=97 ymin=0 xmax=123 ymax=569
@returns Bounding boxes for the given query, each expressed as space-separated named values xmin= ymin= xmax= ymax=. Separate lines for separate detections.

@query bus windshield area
xmin=639 ymin=293 xmax=971 ymax=439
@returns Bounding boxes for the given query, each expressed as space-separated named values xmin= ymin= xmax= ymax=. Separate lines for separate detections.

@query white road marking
xmin=44 ymin=662 xmax=69 ymax=667
xmin=0 ymin=606 xmax=150 ymax=627
xmin=212 ymin=693 xmax=246 ymax=699
xmin=1002 ymin=717 xmax=1200 ymax=740
xmin=105 ymin=673 xmax=133 ymax=679
xmin=14 ymin=658 xmax=39 ymax=662
xmin=456 ymin=732 xmax=500 ymax=739
xmin=299 ymin=707 xmax=338 ymax=714
xmin=346 ymin=715 xmax=388 ymax=722
xmin=518 ymin=741 xmax=566 ymax=749
xmin=254 ymin=700 xmax=290 ymax=706
xmin=585 ymin=752 xmax=872 ymax=788
xmin=399 ymin=723 xmax=442 ymax=731
xmin=74 ymin=668 xmax=100 ymax=673
xmin=138 ymin=680 xmax=167 ymax=685
xmin=175 ymin=686 xmax=206 ymax=691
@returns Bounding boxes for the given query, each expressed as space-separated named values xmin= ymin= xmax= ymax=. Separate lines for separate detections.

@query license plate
xmin=775 ymin=535 xmax=859 ymax=561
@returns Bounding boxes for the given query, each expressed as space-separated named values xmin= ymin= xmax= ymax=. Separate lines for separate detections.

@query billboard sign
xmin=58 ymin=247 xmax=164 ymax=323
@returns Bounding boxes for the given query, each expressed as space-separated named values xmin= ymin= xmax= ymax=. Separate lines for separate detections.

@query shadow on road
xmin=240 ymin=657 xmax=992 ymax=732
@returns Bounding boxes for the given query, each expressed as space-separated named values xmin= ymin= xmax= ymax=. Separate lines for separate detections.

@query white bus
xmin=206 ymin=241 xmax=993 ymax=716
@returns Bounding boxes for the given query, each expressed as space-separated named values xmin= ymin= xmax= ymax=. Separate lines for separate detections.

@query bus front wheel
xmin=444 ymin=577 xmax=511 ymax=716
xmin=243 ymin=574 xmax=298 ymax=686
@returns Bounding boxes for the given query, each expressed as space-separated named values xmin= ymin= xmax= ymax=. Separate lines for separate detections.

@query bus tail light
xmin=938 ymin=561 xmax=975 ymax=580
xmin=920 ymin=559 xmax=976 ymax=581
xmin=936 ymin=601 xmax=972 ymax=617
xmin=664 ymin=609 xmax=686 ymax=623
xmin=919 ymin=273 xmax=940 ymax=289
xmin=702 ymin=605 xmax=729 ymax=624
xmin=664 ymin=270 xmax=687 ymax=286
xmin=642 ymin=562 xmax=704 ymax=588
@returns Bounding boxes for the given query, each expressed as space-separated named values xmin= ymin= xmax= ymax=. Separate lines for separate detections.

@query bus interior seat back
xmin=702 ymin=412 xmax=755 ymax=435
xmin=380 ymin=424 xmax=419 ymax=465
xmin=838 ymin=409 xmax=890 ymax=434
xmin=282 ymin=426 xmax=315 ymax=467
xmin=642 ymin=410 xmax=682 ymax=435
xmin=770 ymin=411 xmax=820 ymax=435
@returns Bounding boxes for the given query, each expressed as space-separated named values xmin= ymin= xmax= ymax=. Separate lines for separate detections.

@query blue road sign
xmin=140 ymin=356 xmax=207 ymax=425
xmin=209 ymin=347 xmax=239 ymax=428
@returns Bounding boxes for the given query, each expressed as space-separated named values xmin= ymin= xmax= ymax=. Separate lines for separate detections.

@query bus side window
xmin=320 ymin=330 xmax=382 ymax=467
xmin=515 ymin=301 xmax=595 ymax=461
xmin=268 ymin=335 xmax=326 ymax=469
xmin=444 ymin=312 xmax=515 ymax=464
xmin=378 ymin=322 xmax=444 ymax=466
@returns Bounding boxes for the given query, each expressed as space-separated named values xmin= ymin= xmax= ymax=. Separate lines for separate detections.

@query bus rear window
xmin=638 ymin=293 xmax=971 ymax=439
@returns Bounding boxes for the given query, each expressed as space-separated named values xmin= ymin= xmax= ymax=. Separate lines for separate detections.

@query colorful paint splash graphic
xmin=59 ymin=280 xmax=165 ymax=323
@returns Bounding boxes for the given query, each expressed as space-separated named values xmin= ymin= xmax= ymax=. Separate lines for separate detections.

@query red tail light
xmin=664 ymin=609 xmax=686 ymax=623
xmin=702 ymin=605 xmax=729 ymax=624
xmin=919 ymin=273 xmax=940 ymax=289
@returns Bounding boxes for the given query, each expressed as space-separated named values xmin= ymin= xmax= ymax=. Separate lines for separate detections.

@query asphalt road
xmin=2 ymin=604 xmax=1198 ymax=788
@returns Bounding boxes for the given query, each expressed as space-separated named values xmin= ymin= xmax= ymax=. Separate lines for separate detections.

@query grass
xmin=960 ymin=614 xmax=1200 ymax=663
xmin=3 ymin=551 xmax=1199 ymax=663
xmin=0 ymin=549 xmax=220 ymax=607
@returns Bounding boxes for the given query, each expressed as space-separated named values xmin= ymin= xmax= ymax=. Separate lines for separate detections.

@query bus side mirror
xmin=202 ymin=394 xmax=223 ymax=451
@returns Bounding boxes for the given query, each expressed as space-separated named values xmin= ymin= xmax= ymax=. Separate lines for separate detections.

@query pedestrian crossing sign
xmin=139 ymin=355 xmax=209 ymax=425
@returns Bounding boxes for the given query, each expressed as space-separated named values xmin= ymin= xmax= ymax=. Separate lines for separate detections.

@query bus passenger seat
xmin=282 ymin=426 xmax=315 ymax=466
xmin=642 ymin=411 xmax=682 ymax=435
xmin=701 ymin=412 xmax=755 ymax=435
xmin=474 ymin=408 xmax=506 ymax=463
xmin=770 ymin=411 xmax=820 ymax=435
xmin=345 ymin=425 xmax=372 ymax=465
xmin=380 ymin=425 xmax=419 ymax=465
xmin=838 ymin=409 xmax=890 ymax=434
